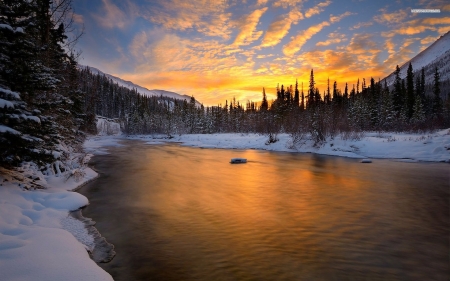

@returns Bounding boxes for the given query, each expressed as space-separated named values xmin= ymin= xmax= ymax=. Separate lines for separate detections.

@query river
xmin=78 ymin=140 xmax=449 ymax=281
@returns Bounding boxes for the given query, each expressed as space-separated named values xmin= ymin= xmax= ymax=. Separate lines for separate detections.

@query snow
xmin=96 ymin=116 xmax=121 ymax=136
xmin=125 ymin=129 xmax=450 ymax=162
xmin=23 ymin=115 xmax=41 ymax=123
xmin=0 ymin=23 xmax=13 ymax=31
xmin=0 ymin=124 xmax=21 ymax=135
xmin=0 ymin=87 xmax=20 ymax=100
xmin=0 ymin=163 xmax=112 ymax=280
xmin=0 ymin=98 xmax=14 ymax=108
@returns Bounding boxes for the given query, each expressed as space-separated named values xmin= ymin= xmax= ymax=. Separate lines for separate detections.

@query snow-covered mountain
xmin=382 ymin=31 xmax=450 ymax=88
xmin=81 ymin=65 xmax=202 ymax=106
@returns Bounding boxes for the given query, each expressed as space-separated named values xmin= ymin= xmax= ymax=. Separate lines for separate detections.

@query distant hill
xmin=382 ymin=31 xmax=450 ymax=96
xmin=81 ymin=65 xmax=202 ymax=107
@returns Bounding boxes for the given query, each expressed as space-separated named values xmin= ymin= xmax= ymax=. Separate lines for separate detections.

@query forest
xmin=81 ymin=64 xmax=450 ymax=145
xmin=1 ymin=0 xmax=449 ymax=170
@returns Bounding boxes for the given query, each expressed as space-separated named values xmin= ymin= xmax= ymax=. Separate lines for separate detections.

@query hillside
xmin=81 ymin=66 xmax=202 ymax=107
xmin=382 ymin=31 xmax=450 ymax=95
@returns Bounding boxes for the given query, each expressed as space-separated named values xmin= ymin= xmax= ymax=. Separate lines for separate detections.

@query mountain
xmin=81 ymin=65 xmax=202 ymax=106
xmin=382 ymin=31 xmax=450 ymax=92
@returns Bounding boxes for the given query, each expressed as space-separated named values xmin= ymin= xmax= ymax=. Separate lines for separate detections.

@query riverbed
xmin=79 ymin=140 xmax=449 ymax=281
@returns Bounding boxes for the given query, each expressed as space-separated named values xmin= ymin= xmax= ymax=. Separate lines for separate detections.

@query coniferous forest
xmin=1 ymin=1 xmax=450 ymax=169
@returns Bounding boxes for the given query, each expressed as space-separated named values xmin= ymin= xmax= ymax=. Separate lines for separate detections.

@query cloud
xmin=272 ymin=0 xmax=305 ymax=8
xmin=260 ymin=8 xmax=303 ymax=48
xmin=443 ymin=4 xmax=450 ymax=12
xmin=421 ymin=17 xmax=450 ymax=25
xmin=256 ymin=54 xmax=275 ymax=59
xmin=382 ymin=37 xmax=416 ymax=71
xmin=143 ymin=0 xmax=233 ymax=39
xmin=282 ymin=21 xmax=330 ymax=56
xmin=282 ymin=11 xmax=350 ymax=56
xmin=330 ymin=11 xmax=354 ymax=23
xmin=373 ymin=9 xmax=408 ymax=25
xmin=92 ymin=0 xmax=129 ymax=29
xmin=256 ymin=0 xmax=268 ymax=6
xmin=316 ymin=32 xmax=346 ymax=46
xmin=350 ymin=21 xmax=373 ymax=30
xmin=304 ymin=0 xmax=331 ymax=18
xmin=420 ymin=35 xmax=438 ymax=46
xmin=73 ymin=14 xmax=84 ymax=24
xmin=233 ymin=7 xmax=268 ymax=46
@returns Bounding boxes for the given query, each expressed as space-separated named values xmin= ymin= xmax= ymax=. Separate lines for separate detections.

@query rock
xmin=360 ymin=159 xmax=372 ymax=163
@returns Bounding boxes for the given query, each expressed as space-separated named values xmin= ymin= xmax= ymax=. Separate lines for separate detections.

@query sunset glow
xmin=73 ymin=0 xmax=450 ymax=106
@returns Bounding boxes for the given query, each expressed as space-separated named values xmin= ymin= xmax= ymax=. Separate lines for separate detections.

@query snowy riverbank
xmin=0 ymin=162 xmax=114 ymax=280
xmin=125 ymin=129 xmax=450 ymax=162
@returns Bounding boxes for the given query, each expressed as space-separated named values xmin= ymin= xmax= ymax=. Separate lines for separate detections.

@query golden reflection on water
xmin=82 ymin=142 xmax=449 ymax=281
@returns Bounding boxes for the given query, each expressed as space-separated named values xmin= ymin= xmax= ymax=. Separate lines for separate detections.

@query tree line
xmin=1 ymin=0 xmax=449 ymax=169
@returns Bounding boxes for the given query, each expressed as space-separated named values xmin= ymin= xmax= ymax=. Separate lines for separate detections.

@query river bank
xmin=0 ymin=159 xmax=114 ymax=280
xmin=120 ymin=129 xmax=450 ymax=162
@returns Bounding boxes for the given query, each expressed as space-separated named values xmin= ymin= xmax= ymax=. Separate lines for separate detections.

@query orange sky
xmin=74 ymin=0 xmax=450 ymax=106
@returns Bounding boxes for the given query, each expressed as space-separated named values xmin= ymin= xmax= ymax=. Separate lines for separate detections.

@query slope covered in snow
xmin=81 ymin=65 xmax=202 ymax=106
xmin=0 ymin=163 xmax=113 ymax=281
xmin=383 ymin=31 xmax=450 ymax=87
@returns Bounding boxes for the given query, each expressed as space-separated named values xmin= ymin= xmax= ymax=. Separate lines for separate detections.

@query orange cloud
xmin=272 ymin=0 xmax=305 ymax=9
xmin=330 ymin=11 xmax=354 ymax=24
xmin=233 ymin=8 xmax=268 ymax=46
xmin=282 ymin=11 xmax=350 ymax=56
xmin=316 ymin=32 xmax=346 ymax=46
xmin=144 ymin=0 xmax=233 ymax=39
xmin=304 ymin=0 xmax=331 ymax=18
xmin=283 ymin=21 xmax=330 ymax=56
xmin=260 ymin=8 xmax=303 ymax=48
xmin=421 ymin=17 xmax=450 ymax=25
xmin=420 ymin=35 xmax=439 ymax=45
xmin=374 ymin=9 xmax=408 ymax=25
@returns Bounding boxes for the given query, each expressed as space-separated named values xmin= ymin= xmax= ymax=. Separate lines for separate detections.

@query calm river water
xmin=79 ymin=140 xmax=449 ymax=281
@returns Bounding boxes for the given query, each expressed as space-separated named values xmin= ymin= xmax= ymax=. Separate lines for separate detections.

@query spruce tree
xmin=308 ymin=69 xmax=315 ymax=109
xmin=432 ymin=67 xmax=442 ymax=116
xmin=261 ymin=87 xmax=268 ymax=111
xmin=294 ymin=79 xmax=299 ymax=108
xmin=406 ymin=62 xmax=414 ymax=118
xmin=393 ymin=65 xmax=402 ymax=113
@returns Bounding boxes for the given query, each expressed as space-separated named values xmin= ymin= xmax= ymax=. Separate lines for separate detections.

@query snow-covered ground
xmin=0 ymin=163 xmax=113 ymax=280
xmin=125 ymin=129 xmax=450 ymax=162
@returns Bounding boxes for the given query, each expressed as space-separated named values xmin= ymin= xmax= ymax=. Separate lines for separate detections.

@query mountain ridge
xmin=382 ymin=31 xmax=450 ymax=91
xmin=80 ymin=65 xmax=202 ymax=107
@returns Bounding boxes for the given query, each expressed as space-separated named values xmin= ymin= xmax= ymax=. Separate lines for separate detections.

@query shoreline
xmin=118 ymin=129 xmax=450 ymax=163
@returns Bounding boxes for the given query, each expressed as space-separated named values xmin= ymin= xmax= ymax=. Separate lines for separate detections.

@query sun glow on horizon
xmin=74 ymin=0 xmax=450 ymax=106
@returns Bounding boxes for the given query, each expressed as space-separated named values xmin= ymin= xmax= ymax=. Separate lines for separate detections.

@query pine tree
xmin=325 ymin=77 xmax=331 ymax=104
xmin=406 ymin=62 xmax=414 ymax=118
xmin=308 ymin=69 xmax=315 ymax=109
xmin=294 ymin=79 xmax=299 ymax=108
xmin=300 ymin=82 xmax=305 ymax=111
xmin=261 ymin=87 xmax=268 ymax=111
xmin=411 ymin=96 xmax=425 ymax=125
xmin=393 ymin=65 xmax=403 ymax=113
xmin=432 ymin=66 xmax=442 ymax=116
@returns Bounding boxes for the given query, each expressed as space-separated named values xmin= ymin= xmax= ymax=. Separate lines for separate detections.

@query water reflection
xmin=79 ymin=141 xmax=449 ymax=281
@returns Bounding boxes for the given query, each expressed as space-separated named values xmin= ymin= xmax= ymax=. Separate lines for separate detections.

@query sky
xmin=72 ymin=0 xmax=450 ymax=106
